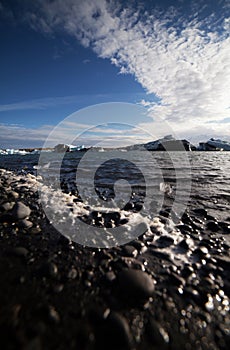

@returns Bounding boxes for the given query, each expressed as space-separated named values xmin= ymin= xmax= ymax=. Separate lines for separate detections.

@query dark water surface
xmin=0 ymin=151 xmax=229 ymax=222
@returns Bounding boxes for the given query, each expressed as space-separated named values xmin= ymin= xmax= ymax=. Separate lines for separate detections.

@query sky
xmin=0 ymin=0 xmax=230 ymax=148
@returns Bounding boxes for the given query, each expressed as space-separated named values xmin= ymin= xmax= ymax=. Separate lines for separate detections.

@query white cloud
xmin=25 ymin=0 xmax=230 ymax=140
xmin=0 ymin=120 xmax=147 ymax=149
xmin=0 ymin=94 xmax=94 ymax=112
xmin=1 ymin=0 xmax=225 ymax=142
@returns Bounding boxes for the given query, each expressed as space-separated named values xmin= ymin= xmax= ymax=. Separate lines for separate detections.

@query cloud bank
xmin=21 ymin=0 xmax=230 ymax=139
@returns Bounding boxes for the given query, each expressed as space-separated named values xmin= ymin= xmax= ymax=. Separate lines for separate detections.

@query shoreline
xmin=0 ymin=168 xmax=229 ymax=349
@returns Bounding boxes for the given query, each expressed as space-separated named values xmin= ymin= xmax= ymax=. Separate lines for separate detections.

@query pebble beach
xmin=0 ymin=167 xmax=229 ymax=350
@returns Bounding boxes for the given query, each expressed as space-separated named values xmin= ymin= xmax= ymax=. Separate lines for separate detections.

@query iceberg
xmin=198 ymin=138 xmax=230 ymax=151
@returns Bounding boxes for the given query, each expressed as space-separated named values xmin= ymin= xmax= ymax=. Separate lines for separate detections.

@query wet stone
xmin=30 ymin=226 xmax=41 ymax=234
xmin=8 ymin=191 xmax=19 ymax=199
xmin=199 ymin=246 xmax=209 ymax=255
xmin=67 ymin=267 xmax=78 ymax=279
xmin=130 ymin=240 xmax=145 ymax=251
xmin=123 ymin=202 xmax=135 ymax=211
xmin=117 ymin=268 xmax=155 ymax=302
xmin=119 ymin=218 xmax=129 ymax=225
xmin=0 ymin=202 xmax=15 ymax=212
xmin=215 ymin=256 xmax=230 ymax=270
xmin=133 ymin=203 xmax=143 ymax=212
xmin=192 ymin=246 xmax=209 ymax=260
xmin=203 ymin=277 xmax=215 ymax=287
xmin=48 ymin=306 xmax=60 ymax=323
xmin=177 ymin=239 xmax=190 ymax=251
xmin=19 ymin=219 xmax=33 ymax=229
xmin=206 ymin=221 xmax=220 ymax=232
xmin=200 ymin=238 xmax=212 ymax=249
xmin=38 ymin=262 xmax=58 ymax=278
xmin=166 ymin=272 xmax=185 ymax=287
xmin=11 ymin=202 xmax=31 ymax=220
xmin=206 ymin=214 xmax=217 ymax=221
xmin=146 ymin=319 xmax=169 ymax=348
xmin=58 ymin=235 xmax=72 ymax=246
xmin=150 ymin=250 xmax=172 ymax=262
xmin=177 ymin=224 xmax=193 ymax=234
xmin=159 ymin=210 xmax=170 ymax=218
xmin=218 ymin=221 xmax=230 ymax=234
xmin=9 ymin=247 xmax=29 ymax=258
xmin=181 ymin=265 xmax=194 ymax=278
xmin=181 ymin=211 xmax=192 ymax=223
xmin=122 ymin=245 xmax=138 ymax=257
xmin=156 ymin=235 xmax=174 ymax=248
xmin=104 ymin=271 xmax=116 ymax=283
xmin=193 ymin=208 xmax=208 ymax=217
xmin=104 ymin=212 xmax=121 ymax=225
xmin=95 ymin=311 xmax=132 ymax=349
xmin=52 ymin=284 xmax=64 ymax=293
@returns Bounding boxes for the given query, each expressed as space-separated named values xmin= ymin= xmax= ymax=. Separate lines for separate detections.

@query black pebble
xmin=193 ymin=208 xmax=208 ymax=217
xmin=117 ymin=268 xmax=155 ymax=302
xmin=206 ymin=221 xmax=220 ymax=232
xmin=156 ymin=235 xmax=174 ymax=248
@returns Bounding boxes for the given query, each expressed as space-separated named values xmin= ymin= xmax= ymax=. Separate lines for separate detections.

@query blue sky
xmin=0 ymin=0 xmax=229 ymax=148
xmin=0 ymin=14 xmax=150 ymax=125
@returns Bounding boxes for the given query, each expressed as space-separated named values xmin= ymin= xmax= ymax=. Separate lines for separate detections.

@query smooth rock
xmin=192 ymin=246 xmax=209 ymax=259
xmin=58 ymin=235 xmax=72 ymax=246
xmin=206 ymin=214 xmax=217 ymax=221
xmin=150 ymin=250 xmax=172 ymax=262
xmin=0 ymin=202 xmax=15 ymax=212
xmin=10 ymin=247 xmax=29 ymax=258
xmin=11 ymin=202 xmax=31 ymax=220
xmin=119 ymin=218 xmax=129 ymax=225
xmin=122 ymin=245 xmax=138 ymax=257
xmin=38 ymin=262 xmax=58 ymax=278
xmin=177 ymin=239 xmax=190 ymax=251
xmin=181 ymin=212 xmax=192 ymax=224
xmin=67 ymin=267 xmax=78 ymax=279
xmin=193 ymin=208 xmax=208 ymax=217
xmin=156 ymin=235 xmax=174 ymax=248
xmin=94 ymin=311 xmax=132 ymax=349
xmin=103 ymin=212 xmax=121 ymax=225
xmin=130 ymin=240 xmax=145 ymax=251
xmin=133 ymin=203 xmax=142 ymax=212
xmin=106 ymin=312 xmax=132 ymax=348
xmin=123 ymin=202 xmax=134 ymax=211
xmin=166 ymin=272 xmax=185 ymax=287
xmin=104 ymin=271 xmax=116 ymax=283
xmin=219 ymin=221 xmax=230 ymax=234
xmin=117 ymin=268 xmax=155 ymax=301
xmin=177 ymin=224 xmax=193 ymax=234
xmin=19 ymin=219 xmax=33 ymax=229
xmin=146 ymin=319 xmax=169 ymax=348
xmin=206 ymin=220 xmax=220 ymax=232
xmin=8 ymin=191 xmax=19 ymax=199
xmin=159 ymin=210 xmax=170 ymax=218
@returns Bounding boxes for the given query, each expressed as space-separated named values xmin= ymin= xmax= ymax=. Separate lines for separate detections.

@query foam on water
xmin=29 ymin=171 xmax=195 ymax=263
xmin=1 ymin=168 xmax=192 ymax=253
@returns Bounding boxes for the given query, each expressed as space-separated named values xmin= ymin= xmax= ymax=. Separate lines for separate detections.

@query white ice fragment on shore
xmin=33 ymin=162 xmax=50 ymax=170
xmin=160 ymin=182 xmax=173 ymax=195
